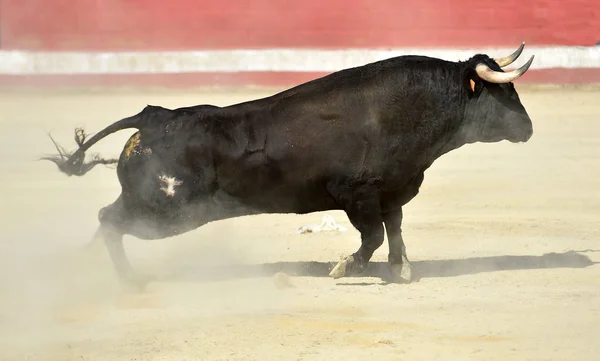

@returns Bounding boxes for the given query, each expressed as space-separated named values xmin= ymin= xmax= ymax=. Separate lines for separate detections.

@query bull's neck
xmin=418 ymin=101 xmax=471 ymax=165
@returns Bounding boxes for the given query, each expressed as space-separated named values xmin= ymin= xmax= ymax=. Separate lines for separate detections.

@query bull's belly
xmin=213 ymin=180 xmax=340 ymax=215
xmin=213 ymin=159 xmax=427 ymax=216
xmin=212 ymin=153 xmax=341 ymax=214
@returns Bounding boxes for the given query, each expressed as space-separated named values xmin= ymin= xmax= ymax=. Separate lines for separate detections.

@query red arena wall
xmin=1 ymin=0 xmax=598 ymax=50
xmin=0 ymin=0 xmax=598 ymax=87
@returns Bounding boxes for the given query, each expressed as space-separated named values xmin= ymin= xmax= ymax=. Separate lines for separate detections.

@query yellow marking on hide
xmin=123 ymin=132 xmax=152 ymax=159
xmin=123 ymin=132 xmax=141 ymax=159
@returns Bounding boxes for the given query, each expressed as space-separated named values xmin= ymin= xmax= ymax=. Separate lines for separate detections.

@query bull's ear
xmin=463 ymin=68 xmax=483 ymax=97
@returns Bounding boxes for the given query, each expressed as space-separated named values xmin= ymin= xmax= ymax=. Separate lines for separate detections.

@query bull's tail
xmin=41 ymin=113 xmax=144 ymax=177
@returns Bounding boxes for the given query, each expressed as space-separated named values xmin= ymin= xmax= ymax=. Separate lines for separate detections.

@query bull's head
xmin=463 ymin=42 xmax=534 ymax=144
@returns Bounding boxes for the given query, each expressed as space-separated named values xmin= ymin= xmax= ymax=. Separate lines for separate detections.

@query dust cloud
xmin=0 ymin=212 xmax=284 ymax=360
xmin=0 ymin=230 xmax=118 ymax=358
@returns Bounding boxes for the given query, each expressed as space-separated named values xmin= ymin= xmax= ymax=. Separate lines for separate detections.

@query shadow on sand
xmin=159 ymin=250 xmax=597 ymax=284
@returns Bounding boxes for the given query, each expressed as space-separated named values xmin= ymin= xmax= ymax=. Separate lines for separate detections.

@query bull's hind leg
xmin=91 ymin=225 xmax=143 ymax=289
xmin=94 ymin=197 xmax=146 ymax=292
xmin=327 ymin=180 xmax=384 ymax=279
xmin=383 ymin=208 xmax=412 ymax=283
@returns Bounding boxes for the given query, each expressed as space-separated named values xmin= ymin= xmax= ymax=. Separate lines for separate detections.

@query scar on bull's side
xmin=159 ymin=175 xmax=183 ymax=197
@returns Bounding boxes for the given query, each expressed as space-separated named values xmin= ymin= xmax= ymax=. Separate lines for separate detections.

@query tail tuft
xmin=74 ymin=127 xmax=88 ymax=147
xmin=40 ymin=128 xmax=118 ymax=177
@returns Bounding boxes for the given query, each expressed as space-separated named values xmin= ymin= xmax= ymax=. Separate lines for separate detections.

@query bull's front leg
xmin=383 ymin=208 xmax=412 ymax=283
xmin=327 ymin=181 xmax=385 ymax=279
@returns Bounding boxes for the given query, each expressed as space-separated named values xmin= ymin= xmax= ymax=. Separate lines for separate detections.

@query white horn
xmin=494 ymin=42 xmax=526 ymax=67
xmin=476 ymin=55 xmax=535 ymax=83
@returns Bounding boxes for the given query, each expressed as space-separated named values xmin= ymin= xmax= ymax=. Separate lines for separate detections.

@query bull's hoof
xmin=389 ymin=257 xmax=412 ymax=283
xmin=329 ymin=255 xmax=354 ymax=279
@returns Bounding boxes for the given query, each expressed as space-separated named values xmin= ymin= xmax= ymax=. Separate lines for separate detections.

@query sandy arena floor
xmin=0 ymin=86 xmax=598 ymax=361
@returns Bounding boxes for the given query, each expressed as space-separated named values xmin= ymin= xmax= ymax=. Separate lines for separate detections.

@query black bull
xmin=44 ymin=44 xmax=535 ymax=289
